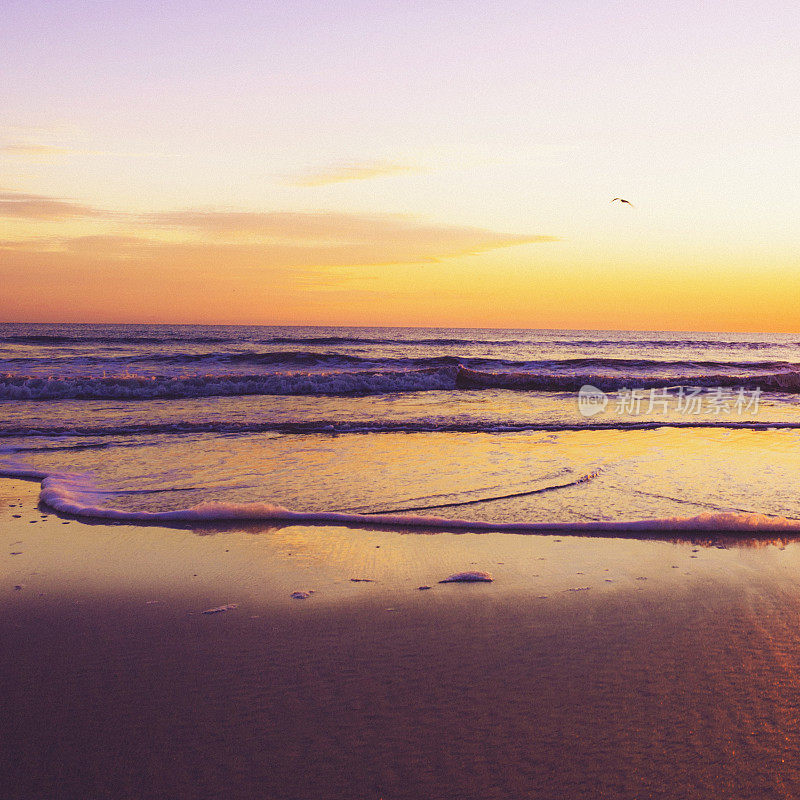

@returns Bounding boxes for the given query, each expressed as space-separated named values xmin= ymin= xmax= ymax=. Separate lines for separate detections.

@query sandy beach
xmin=3 ymin=475 xmax=800 ymax=800
xmin=5 ymin=0 xmax=800 ymax=795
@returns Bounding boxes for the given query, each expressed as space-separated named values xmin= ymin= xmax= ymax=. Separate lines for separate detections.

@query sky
xmin=2 ymin=0 xmax=799 ymax=330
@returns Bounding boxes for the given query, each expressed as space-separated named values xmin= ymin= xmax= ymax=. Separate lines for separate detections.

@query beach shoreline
xmin=3 ymin=476 xmax=800 ymax=799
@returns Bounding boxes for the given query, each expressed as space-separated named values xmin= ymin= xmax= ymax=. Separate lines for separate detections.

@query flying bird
xmin=611 ymin=197 xmax=634 ymax=206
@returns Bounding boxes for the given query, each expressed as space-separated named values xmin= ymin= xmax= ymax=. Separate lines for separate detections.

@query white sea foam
xmin=2 ymin=464 xmax=799 ymax=534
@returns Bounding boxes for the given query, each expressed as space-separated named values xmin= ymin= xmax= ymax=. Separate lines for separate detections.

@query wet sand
xmin=3 ymin=476 xmax=800 ymax=799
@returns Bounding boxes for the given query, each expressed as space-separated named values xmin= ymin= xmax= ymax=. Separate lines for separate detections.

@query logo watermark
xmin=577 ymin=385 xmax=610 ymax=417
xmin=577 ymin=385 xmax=762 ymax=418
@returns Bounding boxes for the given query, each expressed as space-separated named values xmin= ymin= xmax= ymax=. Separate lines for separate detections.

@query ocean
xmin=2 ymin=322 xmax=800 ymax=531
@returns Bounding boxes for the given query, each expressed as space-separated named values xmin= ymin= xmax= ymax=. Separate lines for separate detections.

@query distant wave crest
xmin=5 ymin=351 xmax=798 ymax=373
xmin=3 ymin=332 xmax=800 ymax=349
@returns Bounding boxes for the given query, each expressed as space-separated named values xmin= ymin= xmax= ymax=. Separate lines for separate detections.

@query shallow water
xmin=2 ymin=323 xmax=799 ymax=528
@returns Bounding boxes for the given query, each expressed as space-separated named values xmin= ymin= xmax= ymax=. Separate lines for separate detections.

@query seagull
xmin=611 ymin=197 xmax=634 ymax=206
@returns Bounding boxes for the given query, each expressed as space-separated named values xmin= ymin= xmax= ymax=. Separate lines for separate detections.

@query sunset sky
xmin=2 ymin=0 xmax=799 ymax=330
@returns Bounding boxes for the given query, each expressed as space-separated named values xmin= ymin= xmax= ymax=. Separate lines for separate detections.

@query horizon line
xmin=0 ymin=320 xmax=794 ymax=337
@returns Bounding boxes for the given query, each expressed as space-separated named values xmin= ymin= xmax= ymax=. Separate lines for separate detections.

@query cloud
xmin=0 ymin=192 xmax=557 ymax=268
xmin=145 ymin=210 xmax=557 ymax=263
xmin=1 ymin=144 xmax=69 ymax=157
xmin=286 ymin=161 xmax=418 ymax=187
xmin=1 ymin=224 xmax=555 ymax=269
xmin=0 ymin=238 xmax=59 ymax=252
xmin=0 ymin=191 xmax=104 ymax=220
xmin=0 ymin=204 xmax=559 ymax=324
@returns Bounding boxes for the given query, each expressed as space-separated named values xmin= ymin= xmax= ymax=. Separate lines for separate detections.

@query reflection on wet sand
xmin=5 ymin=477 xmax=800 ymax=798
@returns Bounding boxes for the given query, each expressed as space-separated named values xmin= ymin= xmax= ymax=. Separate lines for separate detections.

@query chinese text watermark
xmin=578 ymin=385 xmax=762 ymax=418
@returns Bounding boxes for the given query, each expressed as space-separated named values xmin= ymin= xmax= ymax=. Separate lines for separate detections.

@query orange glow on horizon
xmin=2 ymin=188 xmax=799 ymax=333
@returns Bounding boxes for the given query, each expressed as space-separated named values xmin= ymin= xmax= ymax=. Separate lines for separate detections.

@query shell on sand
xmin=439 ymin=571 xmax=493 ymax=583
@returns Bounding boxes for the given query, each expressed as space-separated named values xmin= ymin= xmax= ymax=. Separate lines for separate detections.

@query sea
xmin=2 ymin=322 xmax=800 ymax=532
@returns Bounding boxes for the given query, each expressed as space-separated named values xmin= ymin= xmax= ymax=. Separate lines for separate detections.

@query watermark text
xmin=578 ymin=385 xmax=761 ymax=418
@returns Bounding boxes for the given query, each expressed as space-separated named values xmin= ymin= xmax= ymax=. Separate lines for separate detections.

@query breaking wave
xmin=2 ymin=364 xmax=800 ymax=400
xmin=454 ymin=366 xmax=800 ymax=392
xmin=0 ymin=368 xmax=458 ymax=400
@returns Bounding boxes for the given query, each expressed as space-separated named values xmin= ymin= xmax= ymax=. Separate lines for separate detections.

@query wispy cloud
xmin=1 ymin=141 xmax=178 ymax=160
xmin=0 ymin=191 xmax=104 ymax=219
xmin=2 ymin=231 xmax=556 ymax=270
xmin=145 ymin=209 xmax=557 ymax=264
xmin=1 ymin=144 xmax=69 ymax=157
xmin=286 ymin=161 xmax=418 ymax=187
xmin=0 ymin=191 xmax=557 ymax=268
